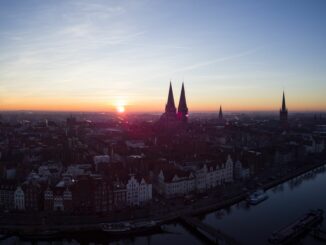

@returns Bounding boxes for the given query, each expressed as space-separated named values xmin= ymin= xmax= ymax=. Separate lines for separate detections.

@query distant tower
xmin=161 ymin=82 xmax=177 ymax=121
xmin=177 ymin=83 xmax=189 ymax=122
xmin=280 ymin=91 xmax=288 ymax=128
xmin=218 ymin=105 xmax=223 ymax=121
xmin=217 ymin=105 xmax=226 ymax=126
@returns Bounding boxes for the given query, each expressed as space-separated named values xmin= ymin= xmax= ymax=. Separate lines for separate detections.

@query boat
xmin=248 ymin=189 xmax=268 ymax=205
xmin=20 ymin=230 xmax=60 ymax=240
xmin=131 ymin=220 xmax=157 ymax=229
xmin=269 ymin=209 xmax=323 ymax=244
xmin=101 ymin=220 xmax=160 ymax=235
xmin=101 ymin=222 xmax=131 ymax=234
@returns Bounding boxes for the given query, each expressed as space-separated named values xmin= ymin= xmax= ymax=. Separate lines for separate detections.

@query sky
xmin=0 ymin=0 xmax=326 ymax=113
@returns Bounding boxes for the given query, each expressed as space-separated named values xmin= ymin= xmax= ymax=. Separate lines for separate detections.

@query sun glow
xmin=115 ymin=99 xmax=126 ymax=113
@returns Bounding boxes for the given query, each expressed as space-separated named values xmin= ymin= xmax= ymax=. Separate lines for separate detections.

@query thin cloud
xmin=176 ymin=46 xmax=264 ymax=72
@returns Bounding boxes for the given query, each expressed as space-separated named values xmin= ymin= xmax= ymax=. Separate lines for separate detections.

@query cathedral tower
xmin=280 ymin=91 xmax=288 ymax=128
xmin=161 ymin=82 xmax=177 ymax=121
xmin=177 ymin=83 xmax=188 ymax=122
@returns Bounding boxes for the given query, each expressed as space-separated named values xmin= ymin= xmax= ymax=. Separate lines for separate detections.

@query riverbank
xmin=175 ymin=161 xmax=326 ymax=217
xmin=0 ymin=161 xmax=325 ymax=238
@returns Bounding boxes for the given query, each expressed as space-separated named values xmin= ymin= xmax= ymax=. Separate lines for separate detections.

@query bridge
xmin=180 ymin=216 xmax=241 ymax=244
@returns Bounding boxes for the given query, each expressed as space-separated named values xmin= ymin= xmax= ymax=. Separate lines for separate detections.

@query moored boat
xmin=269 ymin=209 xmax=323 ymax=244
xmin=101 ymin=220 xmax=160 ymax=235
xmin=101 ymin=222 xmax=131 ymax=234
xmin=248 ymin=189 xmax=268 ymax=205
xmin=20 ymin=230 xmax=60 ymax=240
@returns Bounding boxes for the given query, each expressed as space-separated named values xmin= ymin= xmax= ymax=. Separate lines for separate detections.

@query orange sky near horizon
xmin=1 ymin=95 xmax=325 ymax=113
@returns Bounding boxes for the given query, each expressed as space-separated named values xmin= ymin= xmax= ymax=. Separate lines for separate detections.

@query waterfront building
xmin=63 ymin=187 xmax=72 ymax=211
xmin=71 ymin=175 xmax=94 ymax=213
xmin=93 ymin=176 xmax=113 ymax=213
xmin=0 ymin=180 xmax=16 ymax=210
xmin=126 ymin=174 xmax=152 ymax=206
xmin=183 ymin=155 xmax=234 ymax=192
xmin=126 ymin=174 xmax=140 ymax=206
xmin=44 ymin=186 xmax=54 ymax=211
xmin=113 ymin=180 xmax=127 ymax=210
xmin=157 ymin=168 xmax=195 ymax=198
xmin=138 ymin=177 xmax=152 ymax=205
xmin=14 ymin=186 xmax=25 ymax=210
xmin=22 ymin=180 xmax=42 ymax=211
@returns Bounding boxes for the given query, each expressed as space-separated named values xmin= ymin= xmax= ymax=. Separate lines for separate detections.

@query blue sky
xmin=0 ymin=0 xmax=326 ymax=112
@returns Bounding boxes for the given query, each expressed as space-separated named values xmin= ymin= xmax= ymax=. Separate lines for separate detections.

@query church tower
xmin=280 ymin=91 xmax=288 ymax=128
xmin=218 ymin=105 xmax=223 ymax=121
xmin=217 ymin=105 xmax=226 ymax=126
xmin=165 ymin=82 xmax=177 ymax=115
xmin=177 ymin=83 xmax=188 ymax=122
xmin=161 ymin=82 xmax=177 ymax=121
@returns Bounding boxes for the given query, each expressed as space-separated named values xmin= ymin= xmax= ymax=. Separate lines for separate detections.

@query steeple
xmin=177 ymin=82 xmax=188 ymax=122
xmin=218 ymin=105 xmax=223 ymax=120
xmin=217 ymin=105 xmax=226 ymax=126
xmin=165 ymin=82 xmax=176 ymax=114
xmin=282 ymin=91 xmax=287 ymax=111
xmin=280 ymin=91 xmax=288 ymax=128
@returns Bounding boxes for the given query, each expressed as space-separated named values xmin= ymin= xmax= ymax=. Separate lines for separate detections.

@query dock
xmin=180 ymin=216 xmax=240 ymax=244
xmin=311 ymin=227 xmax=326 ymax=241
xmin=269 ymin=209 xmax=323 ymax=244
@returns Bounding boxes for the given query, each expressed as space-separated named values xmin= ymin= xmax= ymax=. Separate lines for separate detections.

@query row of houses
xmin=1 ymin=170 xmax=152 ymax=213
xmin=154 ymin=155 xmax=235 ymax=198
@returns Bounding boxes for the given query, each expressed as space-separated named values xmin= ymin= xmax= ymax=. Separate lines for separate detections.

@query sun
xmin=117 ymin=105 xmax=125 ymax=113
xmin=115 ymin=99 xmax=126 ymax=113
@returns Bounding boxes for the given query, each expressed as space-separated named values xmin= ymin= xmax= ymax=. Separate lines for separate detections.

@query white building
xmin=126 ymin=174 xmax=152 ymax=206
xmin=194 ymin=155 xmax=234 ymax=192
xmin=138 ymin=178 xmax=152 ymax=205
xmin=157 ymin=169 xmax=195 ymax=198
xmin=14 ymin=186 xmax=25 ymax=210
xmin=157 ymin=155 xmax=234 ymax=197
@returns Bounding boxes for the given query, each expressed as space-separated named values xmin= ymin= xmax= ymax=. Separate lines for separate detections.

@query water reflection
xmin=2 ymin=224 xmax=203 ymax=245
xmin=271 ymin=184 xmax=284 ymax=193
xmin=204 ymin=164 xmax=326 ymax=245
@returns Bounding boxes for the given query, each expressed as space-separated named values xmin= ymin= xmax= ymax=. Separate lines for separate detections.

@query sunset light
xmin=116 ymin=105 xmax=125 ymax=113
xmin=1 ymin=1 xmax=326 ymax=244
xmin=115 ymin=100 xmax=126 ymax=113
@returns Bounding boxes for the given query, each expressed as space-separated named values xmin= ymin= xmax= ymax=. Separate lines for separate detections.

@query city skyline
xmin=1 ymin=0 xmax=326 ymax=112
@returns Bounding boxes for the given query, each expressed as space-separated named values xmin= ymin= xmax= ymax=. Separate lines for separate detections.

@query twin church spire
xmin=163 ymin=82 xmax=188 ymax=122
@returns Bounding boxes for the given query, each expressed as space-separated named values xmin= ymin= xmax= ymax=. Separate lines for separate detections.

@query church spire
xmin=280 ymin=90 xmax=288 ymax=129
xmin=178 ymin=82 xmax=188 ymax=122
xmin=218 ymin=105 xmax=223 ymax=120
xmin=282 ymin=91 xmax=286 ymax=111
xmin=165 ymin=82 xmax=176 ymax=114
